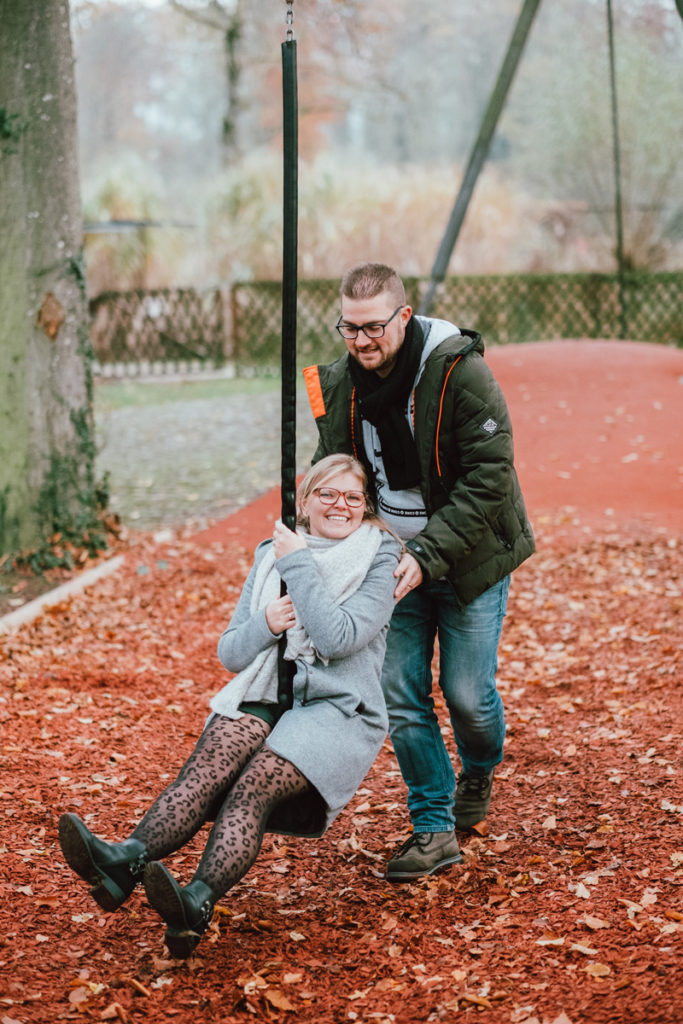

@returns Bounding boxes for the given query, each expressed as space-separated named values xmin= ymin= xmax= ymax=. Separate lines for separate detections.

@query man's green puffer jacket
xmin=303 ymin=323 xmax=535 ymax=608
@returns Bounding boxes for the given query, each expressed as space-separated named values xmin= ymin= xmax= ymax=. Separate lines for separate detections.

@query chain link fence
xmin=90 ymin=288 xmax=227 ymax=376
xmin=89 ymin=272 xmax=682 ymax=375
xmin=232 ymin=270 xmax=682 ymax=371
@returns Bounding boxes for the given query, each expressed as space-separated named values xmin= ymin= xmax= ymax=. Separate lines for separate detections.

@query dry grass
xmin=85 ymin=153 xmax=657 ymax=295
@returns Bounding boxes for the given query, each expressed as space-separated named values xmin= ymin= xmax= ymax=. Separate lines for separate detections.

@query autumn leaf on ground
xmin=264 ymin=988 xmax=295 ymax=1011
xmin=283 ymin=972 xmax=303 ymax=984
xmin=570 ymin=942 xmax=598 ymax=956
xmin=579 ymin=914 xmax=610 ymax=930
xmin=583 ymin=963 xmax=611 ymax=978
xmin=101 ymin=1004 xmax=130 ymax=1023
xmin=462 ymin=992 xmax=492 ymax=1008
xmin=536 ymin=934 xmax=565 ymax=947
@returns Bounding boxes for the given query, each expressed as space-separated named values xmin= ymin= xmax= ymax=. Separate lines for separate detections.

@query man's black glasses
xmin=335 ymin=306 xmax=404 ymax=340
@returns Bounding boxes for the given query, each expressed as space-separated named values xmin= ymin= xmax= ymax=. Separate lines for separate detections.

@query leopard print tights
xmin=130 ymin=713 xmax=310 ymax=899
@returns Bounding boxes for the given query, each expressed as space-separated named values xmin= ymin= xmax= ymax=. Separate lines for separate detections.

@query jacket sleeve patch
xmin=303 ymin=365 xmax=326 ymax=419
xmin=480 ymin=417 xmax=499 ymax=435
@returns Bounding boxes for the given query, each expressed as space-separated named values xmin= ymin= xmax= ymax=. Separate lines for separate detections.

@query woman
xmin=59 ymin=454 xmax=400 ymax=958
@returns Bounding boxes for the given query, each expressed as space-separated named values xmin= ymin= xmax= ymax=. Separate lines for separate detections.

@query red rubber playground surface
xmin=1 ymin=339 xmax=681 ymax=1024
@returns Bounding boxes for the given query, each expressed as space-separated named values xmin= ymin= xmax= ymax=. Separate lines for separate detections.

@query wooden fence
xmin=89 ymin=271 xmax=683 ymax=375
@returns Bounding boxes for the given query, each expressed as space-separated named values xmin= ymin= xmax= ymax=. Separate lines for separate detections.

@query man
xmin=303 ymin=263 xmax=534 ymax=881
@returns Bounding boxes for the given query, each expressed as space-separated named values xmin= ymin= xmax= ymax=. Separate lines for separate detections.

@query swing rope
xmin=278 ymin=0 xmax=298 ymax=711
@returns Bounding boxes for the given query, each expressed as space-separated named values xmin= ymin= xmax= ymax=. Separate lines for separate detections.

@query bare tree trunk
xmin=171 ymin=0 xmax=243 ymax=163
xmin=222 ymin=0 xmax=243 ymax=161
xmin=0 ymin=0 xmax=98 ymax=558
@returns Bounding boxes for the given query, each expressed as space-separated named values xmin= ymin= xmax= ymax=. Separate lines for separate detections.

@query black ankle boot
xmin=58 ymin=813 xmax=147 ymax=912
xmin=144 ymin=861 xmax=215 ymax=959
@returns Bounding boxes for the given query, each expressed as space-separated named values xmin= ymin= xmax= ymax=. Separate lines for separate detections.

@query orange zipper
xmin=435 ymin=356 xmax=462 ymax=478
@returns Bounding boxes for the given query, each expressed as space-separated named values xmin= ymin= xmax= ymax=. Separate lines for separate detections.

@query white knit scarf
xmin=210 ymin=523 xmax=382 ymax=719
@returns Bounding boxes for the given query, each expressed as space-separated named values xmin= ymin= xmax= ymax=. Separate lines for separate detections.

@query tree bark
xmin=0 ymin=0 xmax=96 ymax=557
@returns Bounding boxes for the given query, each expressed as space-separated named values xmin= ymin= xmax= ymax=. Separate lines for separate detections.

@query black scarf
xmin=348 ymin=317 xmax=423 ymax=490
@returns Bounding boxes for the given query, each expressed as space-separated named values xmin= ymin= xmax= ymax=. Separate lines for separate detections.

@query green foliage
xmin=0 ymin=487 xmax=10 ymax=553
xmin=0 ymin=108 xmax=27 ymax=155
xmin=69 ymin=248 xmax=96 ymax=413
xmin=19 ymin=406 xmax=111 ymax=573
xmin=69 ymin=251 xmax=88 ymax=291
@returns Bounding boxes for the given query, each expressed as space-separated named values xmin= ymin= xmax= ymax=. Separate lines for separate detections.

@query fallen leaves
xmin=235 ymin=968 xmax=302 ymax=1014
xmin=263 ymin=988 xmax=296 ymax=1011
xmin=0 ymin=525 xmax=681 ymax=1023
xmin=583 ymin=962 xmax=611 ymax=978
xmin=101 ymin=1004 xmax=130 ymax=1022
xmin=119 ymin=976 xmax=151 ymax=997
xmin=462 ymin=991 xmax=492 ymax=1008
xmin=67 ymin=977 xmax=106 ymax=1008
xmin=578 ymin=914 xmax=610 ymax=930
xmin=536 ymin=934 xmax=565 ymax=947
xmin=569 ymin=942 xmax=598 ymax=956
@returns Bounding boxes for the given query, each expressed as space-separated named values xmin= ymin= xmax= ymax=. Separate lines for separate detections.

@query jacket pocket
xmin=492 ymin=511 xmax=514 ymax=551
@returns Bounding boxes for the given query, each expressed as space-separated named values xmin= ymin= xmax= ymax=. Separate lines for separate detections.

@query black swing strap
xmin=277 ymin=13 xmax=298 ymax=711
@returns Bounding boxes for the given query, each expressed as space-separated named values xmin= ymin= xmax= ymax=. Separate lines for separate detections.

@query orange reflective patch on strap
xmin=303 ymin=365 xmax=326 ymax=419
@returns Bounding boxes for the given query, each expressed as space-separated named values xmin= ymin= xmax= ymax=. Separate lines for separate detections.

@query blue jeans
xmin=381 ymin=576 xmax=510 ymax=832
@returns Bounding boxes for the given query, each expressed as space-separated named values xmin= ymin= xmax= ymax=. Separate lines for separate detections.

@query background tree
xmin=0 ymin=0 xmax=102 ymax=560
xmin=170 ymin=0 xmax=244 ymax=163
xmin=504 ymin=0 xmax=683 ymax=268
xmin=69 ymin=0 xmax=682 ymax=290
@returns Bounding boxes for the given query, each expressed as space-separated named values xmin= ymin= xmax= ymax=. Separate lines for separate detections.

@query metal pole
xmin=419 ymin=0 xmax=542 ymax=315
xmin=280 ymin=31 xmax=297 ymax=532
xmin=278 ymin=11 xmax=298 ymax=711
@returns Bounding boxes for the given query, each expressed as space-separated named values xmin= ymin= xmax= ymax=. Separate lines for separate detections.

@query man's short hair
xmin=341 ymin=263 xmax=406 ymax=307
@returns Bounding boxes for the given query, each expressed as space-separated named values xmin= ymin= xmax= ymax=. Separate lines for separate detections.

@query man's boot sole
xmin=386 ymin=850 xmax=463 ymax=882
